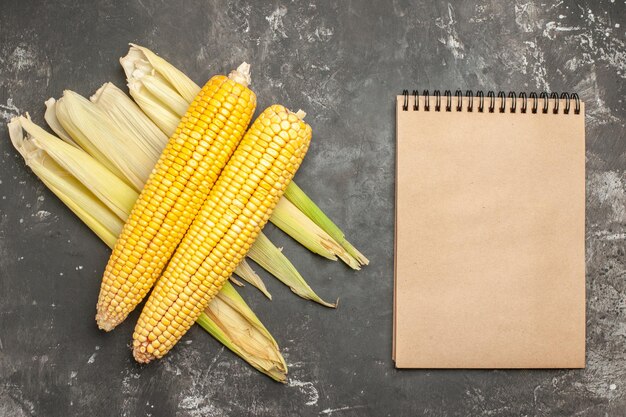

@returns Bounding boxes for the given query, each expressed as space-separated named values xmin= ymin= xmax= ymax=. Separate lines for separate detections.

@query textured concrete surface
xmin=0 ymin=0 xmax=625 ymax=416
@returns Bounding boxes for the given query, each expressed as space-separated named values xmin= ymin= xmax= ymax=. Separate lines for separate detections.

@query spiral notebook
xmin=393 ymin=90 xmax=586 ymax=368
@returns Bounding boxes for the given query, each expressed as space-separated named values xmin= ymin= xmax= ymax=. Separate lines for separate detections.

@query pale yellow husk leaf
xmin=7 ymin=117 xmax=287 ymax=382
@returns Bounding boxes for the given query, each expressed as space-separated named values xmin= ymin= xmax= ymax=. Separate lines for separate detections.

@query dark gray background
xmin=1 ymin=0 xmax=625 ymax=416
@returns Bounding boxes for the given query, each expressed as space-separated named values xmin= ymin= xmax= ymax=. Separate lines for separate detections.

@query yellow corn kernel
xmin=132 ymin=106 xmax=311 ymax=363
xmin=95 ymin=64 xmax=256 ymax=331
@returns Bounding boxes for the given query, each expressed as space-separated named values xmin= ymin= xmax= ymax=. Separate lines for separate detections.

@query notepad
xmin=393 ymin=90 xmax=586 ymax=368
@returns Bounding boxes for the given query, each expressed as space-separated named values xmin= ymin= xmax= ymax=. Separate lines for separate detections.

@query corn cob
xmin=121 ymin=45 xmax=367 ymax=269
xmin=133 ymin=105 xmax=311 ymax=362
xmin=96 ymin=64 xmax=256 ymax=331
xmin=48 ymin=83 xmax=332 ymax=305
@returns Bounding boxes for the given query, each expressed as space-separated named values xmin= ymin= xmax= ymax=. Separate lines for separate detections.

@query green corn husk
xmin=196 ymin=283 xmax=286 ymax=382
xmin=234 ymin=259 xmax=272 ymax=300
xmin=81 ymin=80 xmax=334 ymax=306
xmin=248 ymin=233 xmax=336 ymax=308
xmin=8 ymin=117 xmax=287 ymax=382
xmin=120 ymin=44 xmax=366 ymax=269
xmin=284 ymin=181 xmax=369 ymax=266
xmin=272 ymin=197 xmax=361 ymax=269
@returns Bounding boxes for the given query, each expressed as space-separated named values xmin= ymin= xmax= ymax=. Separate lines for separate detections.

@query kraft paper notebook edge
xmin=393 ymin=92 xmax=586 ymax=369
xmin=392 ymin=104 xmax=398 ymax=361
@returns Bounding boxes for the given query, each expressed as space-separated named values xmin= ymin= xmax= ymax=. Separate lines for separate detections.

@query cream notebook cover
xmin=393 ymin=91 xmax=585 ymax=368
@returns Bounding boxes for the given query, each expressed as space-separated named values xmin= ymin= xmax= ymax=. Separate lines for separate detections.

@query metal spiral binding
xmin=401 ymin=90 xmax=580 ymax=115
